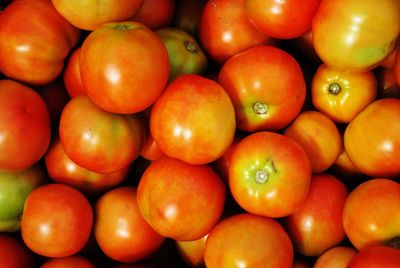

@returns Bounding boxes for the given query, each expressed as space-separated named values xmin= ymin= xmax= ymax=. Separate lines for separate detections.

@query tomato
xmin=137 ymin=157 xmax=226 ymax=241
xmin=283 ymin=174 xmax=349 ymax=256
xmin=156 ymin=28 xmax=208 ymax=81
xmin=0 ymin=0 xmax=79 ymax=85
xmin=246 ymin=0 xmax=321 ymax=39
xmin=140 ymin=133 xmax=166 ymax=162
xmin=343 ymin=178 xmax=400 ymax=250
xmin=0 ymin=234 xmax=35 ymax=268
xmin=133 ymin=0 xmax=175 ymax=30
xmin=229 ymin=132 xmax=311 ymax=218
xmin=395 ymin=50 xmax=400 ymax=85
xmin=172 ymin=0 xmax=207 ymax=36
xmin=45 ymin=138 xmax=128 ymax=195
xmin=0 ymin=165 xmax=45 ymax=232
xmin=0 ymin=80 xmax=51 ymax=171
xmin=332 ymin=149 xmax=362 ymax=179
xmin=51 ymin=0 xmax=144 ymax=30
xmin=348 ymin=246 xmax=400 ymax=268
xmin=218 ymin=45 xmax=306 ymax=132
xmin=59 ymin=96 xmax=144 ymax=173
xmin=312 ymin=0 xmax=400 ymax=72
xmin=94 ymin=187 xmax=164 ymax=263
xmin=41 ymin=256 xmax=94 ymax=268
xmin=176 ymin=234 xmax=208 ymax=267
xmin=314 ymin=246 xmax=358 ymax=268
xmin=344 ymin=98 xmax=400 ymax=177
xmin=63 ymin=47 xmax=86 ymax=98
xmin=198 ymin=0 xmax=271 ymax=64
xmin=284 ymin=111 xmax=342 ymax=173
xmin=381 ymin=44 xmax=398 ymax=68
xmin=311 ymin=64 xmax=377 ymax=123
xmin=80 ymin=21 xmax=169 ymax=114
xmin=21 ymin=184 xmax=93 ymax=257
xmin=377 ymin=67 xmax=400 ymax=98
xmin=204 ymin=213 xmax=293 ymax=268
xmin=150 ymin=74 xmax=235 ymax=165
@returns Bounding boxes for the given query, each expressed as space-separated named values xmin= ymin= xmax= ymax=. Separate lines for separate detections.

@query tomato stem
xmin=254 ymin=159 xmax=276 ymax=184
xmin=252 ymin=102 xmax=268 ymax=115
xmin=184 ymin=41 xmax=197 ymax=53
xmin=328 ymin=83 xmax=341 ymax=95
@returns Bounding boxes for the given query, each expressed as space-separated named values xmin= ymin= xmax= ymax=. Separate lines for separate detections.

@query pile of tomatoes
xmin=0 ymin=0 xmax=400 ymax=267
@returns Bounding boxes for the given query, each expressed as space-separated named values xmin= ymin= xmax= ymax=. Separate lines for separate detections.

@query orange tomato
xmin=63 ymin=47 xmax=86 ymax=98
xmin=41 ymin=256 xmax=94 ymax=268
xmin=176 ymin=234 xmax=208 ymax=267
xmin=377 ymin=67 xmax=400 ymax=98
xmin=133 ymin=0 xmax=175 ymax=30
xmin=314 ymin=247 xmax=358 ymax=268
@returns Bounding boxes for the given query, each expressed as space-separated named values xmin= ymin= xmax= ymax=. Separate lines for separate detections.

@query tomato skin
xmin=41 ymin=255 xmax=94 ymax=268
xmin=0 ymin=80 xmax=51 ymax=171
xmin=63 ymin=47 xmax=86 ymax=98
xmin=21 ymin=184 xmax=93 ymax=258
xmin=80 ymin=21 xmax=169 ymax=114
xmin=229 ymin=132 xmax=311 ymax=218
xmin=59 ymin=96 xmax=144 ymax=174
xmin=283 ymin=174 xmax=349 ymax=256
xmin=0 ymin=0 xmax=79 ymax=85
xmin=377 ymin=67 xmax=400 ymax=98
xmin=246 ymin=0 xmax=321 ymax=39
xmin=198 ymin=0 xmax=271 ymax=64
xmin=347 ymin=246 xmax=400 ymax=268
xmin=45 ymin=138 xmax=128 ymax=195
xmin=51 ymin=0 xmax=144 ymax=30
xmin=94 ymin=187 xmax=164 ymax=263
xmin=0 ymin=234 xmax=35 ymax=268
xmin=314 ymin=246 xmax=358 ymax=268
xmin=137 ymin=157 xmax=226 ymax=241
xmin=176 ymin=234 xmax=208 ymax=267
xmin=343 ymin=179 xmax=400 ymax=250
xmin=311 ymin=64 xmax=377 ymax=123
xmin=312 ymin=0 xmax=400 ymax=72
xmin=133 ymin=0 xmax=175 ymax=30
xmin=344 ymin=98 xmax=400 ymax=177
xmin=204 ymin=213 xmax=293 ymax=268
xmin=284 ymin=111 xmax=342 ymax=173
xmin=218 ymin=45 xmax=306 ymax=132
xmin=150 ymin=74 xmax=235 ymax=165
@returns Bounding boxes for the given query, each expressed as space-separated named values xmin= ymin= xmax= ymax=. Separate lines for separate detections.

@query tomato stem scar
xmin=253 ymin=101 xmax=268 ymax=115
xmin=328 ymin=83 xmax=341 ymax=95
xmin=184 ymin=41 xmax=197 ymax=53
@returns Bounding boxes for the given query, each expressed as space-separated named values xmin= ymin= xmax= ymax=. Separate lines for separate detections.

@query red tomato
xmin=229 ymin=132 xmax=311 ymax=218
xmin=51 ymin=0 xmax=144 ymax=30
xmin=45 ymin=138 xmax=129 ymax=195
xmin=41 ymin=255 xmax=94 ymax=268
xmin=0 ymin=0 xmax=79 ymax=85
xmin=198 ymin=0 xmax=271 ymax=64
xmin=94 ymin=187 xmax=164 ymax=263
xmin=0 ymin=80 xmax=51 ymax=171
xmin=137 ymin=157 xmax=226 ymax=241
xmin=283 ymin=174 xmax=349 ymax=256
xmin=246 ymin=0 xmax=321 ymax=39
xmin=342 ymin=178 xmax=400 ymax=250
xmin=63 ymin=47 xmax=86 ymax=98
xmin=314 ymin=246 xmax=358 ymax=268
xmin=133 ymin=0 xmax=175 ymax=30
xmin=204 ymin=213 xmax=293 ymax=268
xmin=59 ymin=96 xmax=144 ymax=173
xmin=150 ymin=74 xmax=235 ymax=165
xmin=80 ymin=21 xmax=169 ymax=114
xmin=218 ymin=45 xmax=306 ymax=132
xmin=0 ymin=234 xmax=35 ymax=268
xmin=348 ymin=246 xmax=400 ymax=268
xmin=344 ymin=98 xmax=400 ymax=177
xmin=21 ymin=184 xmax=93 ymax=257
xmin=140 ymin=131 xmax=166 ymax=161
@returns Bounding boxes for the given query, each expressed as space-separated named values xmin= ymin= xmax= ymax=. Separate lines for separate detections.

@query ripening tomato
xmin=284 ymin=111 xmax=342 ymax=173
xmin=311 ymin=64 xmax=377 ymax=123
xmin=176 ymin=234 xmax=208 ymax=267
xmin=41 ymin=256 xmax=94 ymax=268
xmin=314 ymin=247 xmax=358 ymax=268
xmin=137 ymin=157 xmax=226 ymax=241
xmin=63 ymin=48 xmax=86 ymax=98
xmin=0 ymin=0 xmax=79 ymax=85
xmin=312 ymin=0 xmax=400 ymax=72
xmin=150 ymin=74 xmax=235 ymax=165
xmin=218 ymin=45 xmax=306 ymax=132
xmin=343 ymin=179 xmax=400 ymax=250
xmin=344 ymin=98 xmax=400 ymax=177
xmin=283 ymin=174 xmax=349 ymax=256
xmin=348 ymin=246 xmax=400 ymax=268
xmin=133 ymin=0 xmax=175 ymax=30
xmin=198 ymin=0 xmax=271 ymax=64
xmin=246 ymin=0 xmax=321 ymax=39
xmin=0 ymin=80 xmax=51 ymax=171
xmin=204 ymin=213 xmax=293 ymax=268
xmin=51 ymin=0 xmax=144 ymax=30
xmin=0 ymin=234 xmax=35 ymax=268
xmin=21 ymin=184 xmax=93 ymax=258
xmin=94 ymin=187 xmax=165 ymax=263
xmin=229 ymin=132 xmax=311 ymax=218
xmin=80 ymin=21 xmax=169 ymax=114
xmin=59 ymin=96 xmax=144 ymax=173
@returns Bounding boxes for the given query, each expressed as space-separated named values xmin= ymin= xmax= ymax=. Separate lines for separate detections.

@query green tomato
xmin=0 ymin=165 xmax=46 ymax=231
